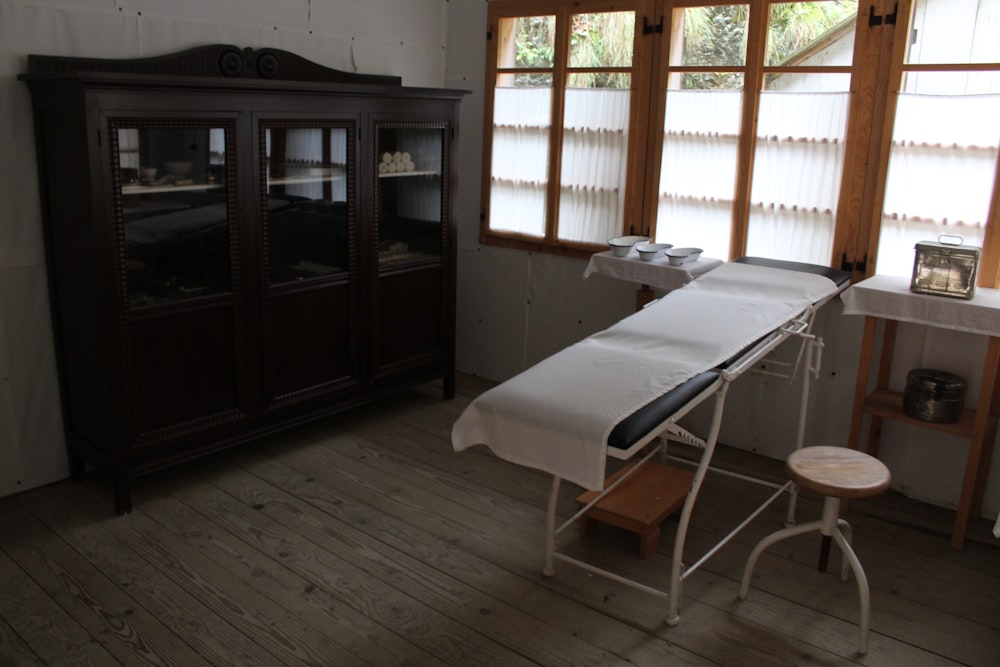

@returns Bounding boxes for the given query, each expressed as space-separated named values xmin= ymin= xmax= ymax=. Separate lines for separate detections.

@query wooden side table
xmin=842 ymin=275 xmax=1000 ymax=549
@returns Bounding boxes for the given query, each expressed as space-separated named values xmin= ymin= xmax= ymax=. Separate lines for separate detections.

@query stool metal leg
xmin=836 ymin=518 xmax=853 ymax=581
xmin=833 ymin=525 xmax=872 ymax=654
xmin=739 ymin=496 xmax=873 ymax=655
xmin=738 ymin=519 xmax=824 ymax=599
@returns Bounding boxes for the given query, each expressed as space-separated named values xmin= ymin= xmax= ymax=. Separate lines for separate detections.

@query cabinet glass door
xmin=260 ymin=121 xmax=360 ymax=406
xmin=264 ymin=126 xmax=351 ymax=284
xmin=114 ymin=123 xmax=233 ymax=308
xmin=375 ymin=124 xmax=446 ymax=267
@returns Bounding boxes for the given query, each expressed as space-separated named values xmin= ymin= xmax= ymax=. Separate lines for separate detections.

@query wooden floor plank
xmin=243 ymin=431 xmax=866 ymax=665
xmin=51 ymin=477 xmax=370 ymax=667
xmin=1 ymin=497 xmax=209 ymax=666
xmin=1 ymin=378 xmax=997 ymax=667
xmin=283 ymin=418 xmax=971 ymax=666
xmin=186 ymin=456 xmax=631 ymax=667
xmin=21 ymin=481 xmax=289 ymax=667
xmin=226 ymin=445 xmax=712 ymax=666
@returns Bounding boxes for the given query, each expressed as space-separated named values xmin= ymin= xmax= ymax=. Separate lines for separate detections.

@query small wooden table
xmin=842 ymin=275 xmax=1000 ymax=549
xmin=576 ymin=461 xmax=694 ymax=558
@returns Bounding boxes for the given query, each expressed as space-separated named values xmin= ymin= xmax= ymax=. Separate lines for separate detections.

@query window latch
xmin=841 ymin=253 xmax=868 ymax=273
xmin=643 ymin=16 xmax=663 ymax=35
xmin=869 ymin=3 xmax=898 ymax=27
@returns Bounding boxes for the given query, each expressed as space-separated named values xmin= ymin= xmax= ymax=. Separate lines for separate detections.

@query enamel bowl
xmin=635 ymin=242 xmax=673 ymax=261
xmin=607 ymin=235 xmax=649 ymax=257
xmin=665 ymin=247 xmax=704 ymax=266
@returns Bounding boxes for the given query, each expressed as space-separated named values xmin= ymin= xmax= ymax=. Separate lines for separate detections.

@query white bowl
xmin=607 ymin=235 xmax=649 ymax=257
xmin=164 ymin=161 xmax=193 ymax=177
xmin=635 ymin=242 xmax=673 ymax=261
xmin=665 ymin=247 xmax=704 ymax=266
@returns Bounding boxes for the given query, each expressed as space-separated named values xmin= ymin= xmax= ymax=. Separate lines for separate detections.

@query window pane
xmin=558 ymin=78 xmax=631 ymax=243
xmin=765 ymin=1 xmax=858 ymax=67
xmin=569 ymin=11 xmax=634 ymax=69
xmin=906 ymin=0 xmax=1000 ymax=65
xmin=498 ymin=15 xmax=555 ymax=69
xmin=876 ymin=92 xmax=1000 ymax=277
xmin=673 ymin=5 xmax=750 ymax=68
xmin=489 ymin=81 xmax=552 ymax=237
xmin=746 ymin=91 xmax=849 ymax=264
xmin=656 ymin=89 xmax=743 ymax=257
xmin=765 ymin=72 xmax=851 ymax=92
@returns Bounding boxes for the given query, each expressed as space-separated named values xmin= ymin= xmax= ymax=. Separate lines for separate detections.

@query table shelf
xmin=863 ymin=389 xmax=987 ymax=439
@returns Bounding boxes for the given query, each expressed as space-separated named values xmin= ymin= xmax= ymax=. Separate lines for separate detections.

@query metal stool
xmin=738 ymin=446 xmax=891 ymax=654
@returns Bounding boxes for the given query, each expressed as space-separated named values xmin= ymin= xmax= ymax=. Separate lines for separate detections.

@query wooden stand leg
xmin=848 ymin=317 xmax=879 ymax=451
xmin=636 ymin=284 xmax=654 ymax=311
xmin=952 ymin=336 xmax=1000 ymax=549
xmin=639 ymin=526 xmax=661 ymax=559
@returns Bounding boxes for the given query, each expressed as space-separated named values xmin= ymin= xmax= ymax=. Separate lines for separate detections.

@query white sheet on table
xmin=452 ymin=262 xmax=839 ymax=490
xmin=842 ymin=274 xmax=1000 ymax=337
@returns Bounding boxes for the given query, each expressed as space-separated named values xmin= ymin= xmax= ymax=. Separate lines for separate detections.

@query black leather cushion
xmin=607 ymin=371 xmax=720 ymax=450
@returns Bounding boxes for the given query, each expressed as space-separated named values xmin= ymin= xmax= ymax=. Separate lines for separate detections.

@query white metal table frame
xmin=540 ymin=300 xmax=831 ymax=625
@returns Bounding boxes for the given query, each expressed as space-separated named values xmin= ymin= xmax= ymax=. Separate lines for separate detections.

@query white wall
xmin=0 ymin=0 xmax=449 ymax=499
xmin=2 ymin=0 xmax=998 ymax=525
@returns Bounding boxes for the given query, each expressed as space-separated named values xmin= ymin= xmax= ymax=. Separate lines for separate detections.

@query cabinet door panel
xmin=266 ymin=285 xmax=359 ymax=405
xmin=376 ymin=267 xmax=443 ymax=369
xmin=128 ymin=308 xmax=242 ymax=438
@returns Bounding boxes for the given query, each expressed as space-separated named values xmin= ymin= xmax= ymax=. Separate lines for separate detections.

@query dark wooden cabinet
xmin=21 ymin=45 xmax=465 ymax=513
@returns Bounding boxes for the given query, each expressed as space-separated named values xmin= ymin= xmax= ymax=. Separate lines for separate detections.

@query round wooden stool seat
xmin=787 ymin=446 xmax=891 ymax=500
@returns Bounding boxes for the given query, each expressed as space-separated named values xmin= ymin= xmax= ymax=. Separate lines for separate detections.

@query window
xmin=481 ymin=0 xmax=1000 ymax=287
xmin=485 ymin=5 xmax=642 ymax=250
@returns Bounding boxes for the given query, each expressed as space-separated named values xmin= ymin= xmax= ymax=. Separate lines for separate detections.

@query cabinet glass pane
xmin=265 ymin=126 xmax=351 ymax=284
xmin=376 ymin=126 xmax=444 ymax=266
xmin=118 ymin=126 xmax=230 ymax=308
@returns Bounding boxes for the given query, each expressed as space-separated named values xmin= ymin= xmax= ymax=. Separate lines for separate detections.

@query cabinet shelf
xmin=122 ymin=183 xmax=224 ymax=195
xmin=862 ymin=389 xmax=986 ymax=438
xmin=268 ymin=176 xmax=345 ymax=186
xmin=378 ymin=170 xmax=439 ymax=179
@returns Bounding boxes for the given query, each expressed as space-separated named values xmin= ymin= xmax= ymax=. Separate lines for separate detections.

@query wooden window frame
xmin=480 ymin=0 xmax=1000 ymax=286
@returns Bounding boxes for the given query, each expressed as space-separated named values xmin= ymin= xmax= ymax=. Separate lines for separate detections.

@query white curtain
xmin=746 ymin=91 xmax=849 ymax=264
xmin=489 ymin=87 xmax=552 ymax=236
xmin=876 ymin=93 xmax=1000 ymax=277
xmin=657 ymin=90 xmax=743 ymax=259
xmin=557 ymin=88 xmax=630 ymax=243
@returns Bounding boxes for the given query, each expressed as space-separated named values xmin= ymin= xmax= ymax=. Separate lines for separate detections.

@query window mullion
xmin=858 ymin=0 xmax=908 ymax=278
xmin=546 ymin=8 xmax=571 ymax=243
xmin=633 ymin=0 xmax=668 ymax=239
xmin=728 ymin=0 xmax=768 ymax=259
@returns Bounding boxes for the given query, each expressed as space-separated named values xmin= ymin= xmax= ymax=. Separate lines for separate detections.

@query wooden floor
xmin=1 ymin=375 xmax=998 ymax=666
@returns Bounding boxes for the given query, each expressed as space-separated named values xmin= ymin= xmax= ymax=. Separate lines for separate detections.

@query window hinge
xmin=643 ymin=16 xmax=663 ymax=35
xmin=841 ymin=253 xmax=868 ymax=273
xmin=487 ymin=24 xmax=493 ymax=41
xmin=869 ymin=2 xmax=898 ymax=27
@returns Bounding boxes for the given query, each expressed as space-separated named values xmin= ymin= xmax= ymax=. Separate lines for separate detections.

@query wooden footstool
xmin=576 ymin=461 xmax=694 ymax=559
xmin=738 ymin=446 xmax=891 ymax=654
